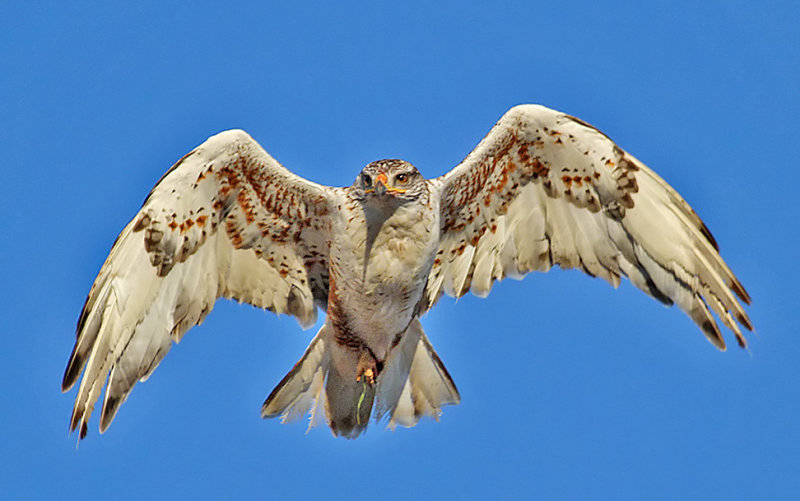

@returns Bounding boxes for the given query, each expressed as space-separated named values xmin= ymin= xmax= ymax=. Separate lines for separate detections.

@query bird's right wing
xmin=62 ymin=129 xmax=338 ymax=438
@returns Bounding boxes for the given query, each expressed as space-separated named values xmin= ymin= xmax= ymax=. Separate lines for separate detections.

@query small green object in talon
xmin=356 ymin=379 xmax=368 ymax=425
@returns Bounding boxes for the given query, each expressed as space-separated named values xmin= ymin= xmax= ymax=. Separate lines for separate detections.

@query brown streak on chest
xmin=327 ymin=273 xmax=362 ymax=352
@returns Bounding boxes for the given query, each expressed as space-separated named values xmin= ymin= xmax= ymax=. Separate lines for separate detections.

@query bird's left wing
xmin=62 ymin=130 xmax=337 ymax=438
xmin=425 ymin=105 xmax=752 ymax=349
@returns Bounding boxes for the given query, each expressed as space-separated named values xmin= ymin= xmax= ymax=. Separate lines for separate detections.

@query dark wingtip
xmin=61 ymin=352 xmax=83 ymax=393
xmin=69 ymin=405 xmax=81 ymax=434
xmin=99 ymin=396 xmax=120 ymax=434
xmin=731 ymin=279 xmax=752 ymax=306
xmin=698 ymin=220 xmax=720 ymax=252
xmin=701 ymin=319 xmax=726 ymax=351
xmin=64 ymin=294 xmax=94 ymax=392
xmin=737 ymin=311 xmax=754 ymax=332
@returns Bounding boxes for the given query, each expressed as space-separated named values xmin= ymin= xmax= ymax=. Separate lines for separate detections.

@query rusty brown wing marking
xmin=426 ymin=104 xmax=751 ymax=349
xmin=62 ymin=129 xmax=337 ymax=438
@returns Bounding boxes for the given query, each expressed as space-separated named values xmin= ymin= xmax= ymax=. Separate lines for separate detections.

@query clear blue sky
xmin=2 ymin=2 xmax=797 ymax=499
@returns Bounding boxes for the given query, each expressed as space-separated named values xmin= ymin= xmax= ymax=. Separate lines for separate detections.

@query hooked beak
xmin=365 ymin=172 xmax=407 ymax=197
xmin=374 ymin=172 xmax=388 ymax=196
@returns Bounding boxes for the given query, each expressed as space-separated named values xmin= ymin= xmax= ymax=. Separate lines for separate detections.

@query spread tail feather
xmin=260 ymin=325 xmax=329 ymax=426
xmin=261 ymin=318 xmax=459 ymax=438
xmin=260 ymin=323 xmax=374 ymax=438
xmin=381 ymin=318 xmax=460 ymax=429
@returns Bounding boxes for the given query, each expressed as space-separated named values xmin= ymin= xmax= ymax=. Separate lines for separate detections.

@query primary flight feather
xmin=62 ymin=104 xmax=752 ymax=439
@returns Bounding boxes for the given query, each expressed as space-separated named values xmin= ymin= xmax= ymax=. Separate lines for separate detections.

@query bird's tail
xmin=261 ymin=319 xmax=460 ymax=438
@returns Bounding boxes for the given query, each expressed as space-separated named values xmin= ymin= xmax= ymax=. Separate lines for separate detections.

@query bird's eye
xmin=362 ymin=174 xmax=372 ymax=187
xmin=395 ymin=173 xmax=408 ymax=184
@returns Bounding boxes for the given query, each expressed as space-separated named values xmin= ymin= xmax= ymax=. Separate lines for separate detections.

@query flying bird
xmin=62 ymin=105 xmax=753 ymax=439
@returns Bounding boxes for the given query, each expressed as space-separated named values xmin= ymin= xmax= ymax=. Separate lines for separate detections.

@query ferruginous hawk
xmin=62 ymin=105 xmax=752 ymax=439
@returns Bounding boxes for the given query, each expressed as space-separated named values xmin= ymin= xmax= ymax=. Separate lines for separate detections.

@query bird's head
xmin=354 ymin=159 xmax=427 ymax=204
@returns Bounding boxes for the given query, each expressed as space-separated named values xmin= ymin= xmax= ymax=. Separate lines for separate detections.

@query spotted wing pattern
xmin=62 ymin=130 xmax=336 ymax=438
xmin=426 ymin=105 xmax=752 ymax=348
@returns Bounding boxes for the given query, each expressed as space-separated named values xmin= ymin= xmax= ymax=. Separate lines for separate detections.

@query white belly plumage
xmin=330 ymin=199 xmax=439 ymax=360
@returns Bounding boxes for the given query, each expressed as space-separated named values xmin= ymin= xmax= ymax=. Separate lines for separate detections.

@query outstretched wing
xmin=426 ymin=105 xmax=752 ymax=349
xmin=62 ymin=129 xmax=337 ymax=438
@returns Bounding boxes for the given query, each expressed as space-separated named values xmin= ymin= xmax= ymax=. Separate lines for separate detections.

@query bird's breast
xmin=328 ymin=200 xmax=439 ymax=358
